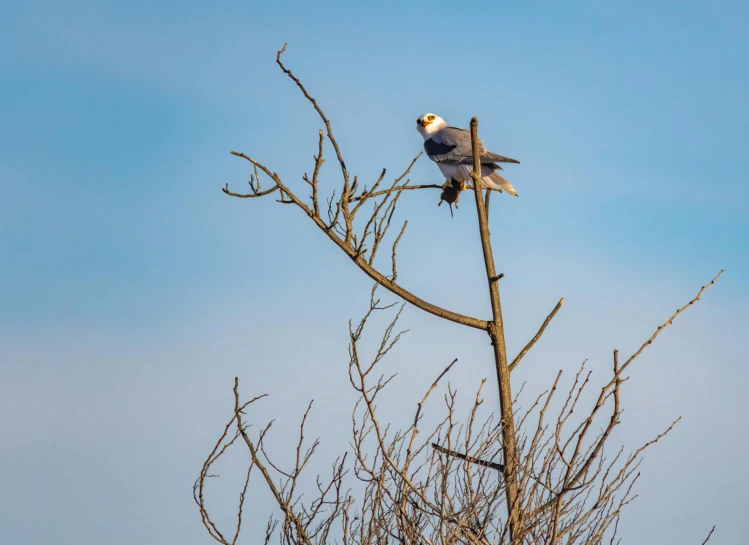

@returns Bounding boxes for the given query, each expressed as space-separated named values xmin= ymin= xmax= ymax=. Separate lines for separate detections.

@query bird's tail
xmin=486 ymin=172 xmax=518 ymax=197
xmin=458 ymin=165 xmax=519 ymax=197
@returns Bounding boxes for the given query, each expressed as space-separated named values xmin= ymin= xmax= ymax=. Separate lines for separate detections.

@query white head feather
xmin=416 ymin=113 xmax=448 ymax=138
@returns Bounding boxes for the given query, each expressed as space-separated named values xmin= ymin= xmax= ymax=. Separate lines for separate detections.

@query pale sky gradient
xmin=1 ymin=1 xmax=747 ymax=544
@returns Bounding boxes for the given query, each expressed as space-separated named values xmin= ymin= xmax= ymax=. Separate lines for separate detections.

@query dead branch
xmin=197 ymin=272 xmax=722 ymax=544
xmin=470 ymin=117 xmax=520 ymax=540
xmin=222 ymin=45 xmax=489 ymax=331
xmin=349 ymin=182 xmax=442 ymax=202
xmin=510 ymin=298 xmax=564 ymax=372
xmin=432 ymin=443 xmax=504 ymax=472
xmin=204 ymin=43 xmax=725 ymax=545
xmin=701 ymin=525 xmax=716 ymax=545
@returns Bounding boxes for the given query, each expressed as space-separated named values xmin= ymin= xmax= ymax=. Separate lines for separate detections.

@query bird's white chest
xmin=435 ymin=162 xmax=461 ymax=180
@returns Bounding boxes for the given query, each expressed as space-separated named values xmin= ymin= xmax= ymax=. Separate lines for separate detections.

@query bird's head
xmin=416 ymin=113 xmax=446 ymax=136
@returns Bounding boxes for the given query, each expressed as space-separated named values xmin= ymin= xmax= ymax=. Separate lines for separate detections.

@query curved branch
xmin=222 ymin=46 xmax=491 ymax=331
xmin=227 ymin=150 xmax=488 ymax=330
xmin=343 ymin=240 xmax=488 ymax=330
xmin=222 ymin=185 xmax=279 ymax=198
xmin=276 ymin=43 xmax=348 ymax=183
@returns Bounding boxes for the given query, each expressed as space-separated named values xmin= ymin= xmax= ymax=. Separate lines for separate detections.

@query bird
xmin=416 ymin=113 xmax=520 ymax=196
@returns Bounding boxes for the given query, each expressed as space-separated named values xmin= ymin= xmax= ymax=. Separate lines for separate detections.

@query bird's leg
xmin=450 ymin=176 xmax=468 ymax=192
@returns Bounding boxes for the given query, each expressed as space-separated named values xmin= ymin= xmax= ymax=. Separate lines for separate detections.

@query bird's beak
xmin=420 ymin=120 xmax=430 ymax=127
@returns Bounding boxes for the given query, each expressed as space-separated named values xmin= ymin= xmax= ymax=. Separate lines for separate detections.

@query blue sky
xmin=1 ymin=1 xmax=747 ymax=544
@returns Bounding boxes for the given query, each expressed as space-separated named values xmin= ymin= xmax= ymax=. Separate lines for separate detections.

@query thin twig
xmin=510 ymin=298 xmax=564 ymax=372
xmin=701 ymin=525 xmax=716 ymax=545
xmin=349 ymin=182 xmax=439 ymax=202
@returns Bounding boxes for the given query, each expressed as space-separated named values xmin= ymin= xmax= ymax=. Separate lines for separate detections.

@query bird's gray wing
xmin=423 ymin=127 xmax=473 ymax=163
xmin=424 ymin=127 xmax=519 ymax=165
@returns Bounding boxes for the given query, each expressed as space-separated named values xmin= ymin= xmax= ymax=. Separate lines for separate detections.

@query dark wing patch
xmin=424 ymin=138 xmax=457 ymax=157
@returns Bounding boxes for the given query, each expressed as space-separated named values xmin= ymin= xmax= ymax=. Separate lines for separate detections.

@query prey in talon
xmin=438 ymin=177 xmax=466 ymax=218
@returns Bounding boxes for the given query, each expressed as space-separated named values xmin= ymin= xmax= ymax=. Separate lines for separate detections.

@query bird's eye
xmin=427 ymin=115 xmax=435 ymax=121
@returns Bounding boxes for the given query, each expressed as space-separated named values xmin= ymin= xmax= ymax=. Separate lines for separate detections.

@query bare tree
xmin=196 ymin=44 xmax=721 ymax=544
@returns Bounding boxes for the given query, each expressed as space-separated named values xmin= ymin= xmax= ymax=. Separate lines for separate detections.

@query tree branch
xmin=701 ymin=525 xmax=716 ymax=545
xmin=470 ymin=117 xmax=521 ymax=541
xmin=510 ymin=298 xmax=564 ymax=372
xmin=224 ymin=57 xmax=488 ymax=331
xmin=349 ymin=182 xmax=442 ymax=202
xmin=431 ymin=443 xmax=504 ymax=471
xmin=209 ymin=45 xmax=726 ymax=545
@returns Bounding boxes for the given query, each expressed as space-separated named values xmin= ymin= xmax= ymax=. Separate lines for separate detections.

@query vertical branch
xmin=310 ymin=129 xmax=324 ymax=218
xmin=470 ymin=117 xmax=521 ymax=541
xmin=391 ymin=220 xmax=408 ymax=282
